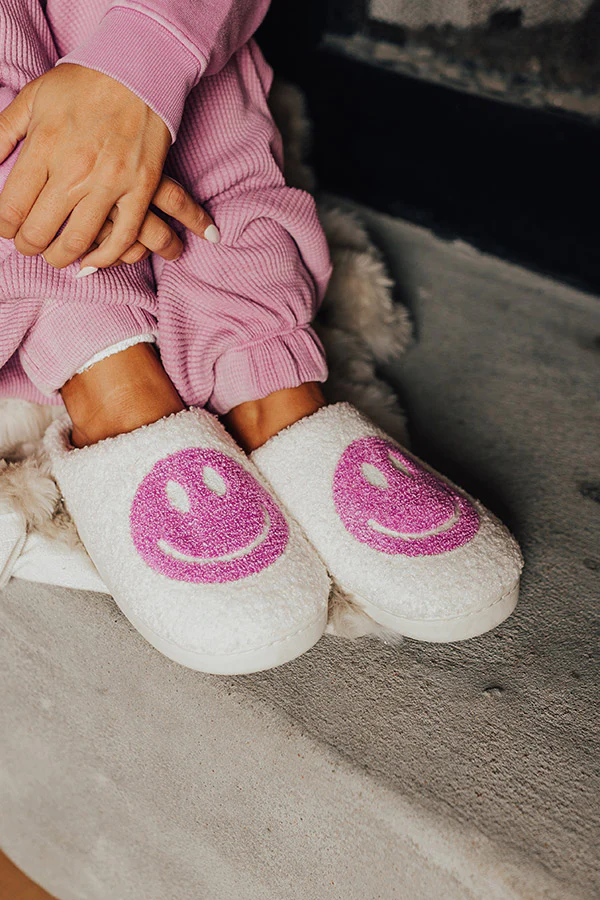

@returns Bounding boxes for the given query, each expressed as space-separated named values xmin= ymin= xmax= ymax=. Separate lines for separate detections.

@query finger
xmin=89 ymin=215 xmax=150 ymax=267
xmin=152 ymin=176 xmax=220 ymax=243
xmin=77 ymin=241 xmax=143 ymax=277
xmin=0 ymin=138 xmax=48 ymax=240
xmin=13 ymin=176 xmax=86 ymax=259
xmin=79 ymin=202 xmax=181 ymax=268
xmin=94 ymin=219 xmax=113 ymax=246
xmin=77 ymin=192 xmax=148 ymax=269
xmin=0 ymin=89 xmax=33 ymax=164
xmin=108 ymin=202 xmax=183 ymax=260
xmin=119 ymin=240 xmax=152 ymax=265
xmin=105 ymin=206 xmax=183 ymax=264
xmin=42 ymin=190 xmax=115 ymax=268
xmin=136 ymin=209 xmax=183 ymax=260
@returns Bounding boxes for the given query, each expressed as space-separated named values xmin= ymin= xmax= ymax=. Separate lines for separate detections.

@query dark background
xmin=257 ymin=1 xmax=600 ymax=295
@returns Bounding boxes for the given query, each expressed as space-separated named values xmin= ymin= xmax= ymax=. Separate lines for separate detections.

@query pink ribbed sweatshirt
xmin=0 ymin=1 xmax=332 ymax=412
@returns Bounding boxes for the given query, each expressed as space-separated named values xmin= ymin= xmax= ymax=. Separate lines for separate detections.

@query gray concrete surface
xmin=1 ymin=204 xmax=599 ymax=899
xmin=244 ymin=206 xmax=600 ymax=896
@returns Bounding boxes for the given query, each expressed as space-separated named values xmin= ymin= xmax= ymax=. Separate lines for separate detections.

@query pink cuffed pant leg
xmin=153 ymin=39 xmax=331 ymax=414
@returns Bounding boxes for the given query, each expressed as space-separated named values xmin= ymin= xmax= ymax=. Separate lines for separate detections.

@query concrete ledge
xmin=0 ymin=578 xmax=574 ymax=900
xmin=1 ymin=207 xmax=598 ymax=899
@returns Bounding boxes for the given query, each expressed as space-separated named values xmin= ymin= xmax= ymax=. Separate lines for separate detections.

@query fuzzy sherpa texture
xmin=252 ymin=403 xmax=524 ymax=623
xmin=0 ymin=399 xmax=61 ymax=462
xmin=44 ymin=408 xmax=330 ymax=660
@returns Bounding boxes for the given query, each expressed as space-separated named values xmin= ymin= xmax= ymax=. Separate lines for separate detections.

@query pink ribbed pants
xmin=0 ymin=6 xmax=331 ymax=413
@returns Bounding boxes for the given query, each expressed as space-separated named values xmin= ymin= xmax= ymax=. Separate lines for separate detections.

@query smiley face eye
xmin=202 ymin=466 xmax=227 ymax=496
xmin=361 ymin=462 xmax=389 ymax=489
xmin=388 ymin=452 xmax=412 ymax=477
xmin=166 ymin=480 xmax=191 ymax=513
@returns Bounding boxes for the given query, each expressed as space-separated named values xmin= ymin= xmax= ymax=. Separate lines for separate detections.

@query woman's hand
xmin=0 ymin=64 xmax=218 ymax=270
xmin=80 ymin=175 xmax=220 ymax=273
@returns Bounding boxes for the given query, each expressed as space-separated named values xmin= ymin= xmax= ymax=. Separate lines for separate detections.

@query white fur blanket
xmin=0 ymin=81 xmax=412 ymax=639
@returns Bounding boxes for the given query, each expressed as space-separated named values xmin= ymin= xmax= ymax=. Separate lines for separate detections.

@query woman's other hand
xmin=0 ymin=64 xmax=218 ymax=270
xmin=80 ymin=175 xmax=221 ymax=274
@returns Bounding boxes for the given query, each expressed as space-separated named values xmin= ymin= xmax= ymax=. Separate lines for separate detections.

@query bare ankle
xmin=224 ymin=383 xmax=326 ymax=453
xmin=61 ymin=344 xmax=185 ymax=448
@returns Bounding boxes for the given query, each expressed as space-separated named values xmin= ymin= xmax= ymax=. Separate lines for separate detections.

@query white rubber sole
xmin=349 ymin=580 xmax=520 ymax=643
xmin=11 ymin=538 xmax=327 ymax=672
xmin=118 ymin=602 xmax=328 ymax=675
xmin=10 ymin=534 xmax=327 ymax=673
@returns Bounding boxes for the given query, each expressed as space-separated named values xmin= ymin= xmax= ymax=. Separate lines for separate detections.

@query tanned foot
xmin=224 ymin=383 xmax=326 ymax=453
xmin=60 ymin=343 xmax=184 ymax=448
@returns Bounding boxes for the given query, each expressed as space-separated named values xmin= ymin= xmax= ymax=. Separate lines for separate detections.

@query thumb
xmin=0 ymin=87 xmax=34 ymax=164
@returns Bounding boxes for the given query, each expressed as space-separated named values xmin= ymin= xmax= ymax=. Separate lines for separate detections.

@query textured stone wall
xmin=370 ymin=0 xmax=591 ymax=28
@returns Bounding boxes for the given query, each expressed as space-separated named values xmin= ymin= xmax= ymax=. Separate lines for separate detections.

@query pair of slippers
xmin=44 ymin=403 xmax=523 ymax=674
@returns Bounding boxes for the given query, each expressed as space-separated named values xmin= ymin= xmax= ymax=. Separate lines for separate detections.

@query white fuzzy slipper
xmin=44 ymin=409 xmax=330 ymax=674
xmin=251 ymin=403 xmax=523 ymax=642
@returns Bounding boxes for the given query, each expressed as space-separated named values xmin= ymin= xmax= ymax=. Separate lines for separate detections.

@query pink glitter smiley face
xmin=130 ymin=448 xmax=288 ymax=583
xmin=333 ymin=437 xmax=478 ymax=556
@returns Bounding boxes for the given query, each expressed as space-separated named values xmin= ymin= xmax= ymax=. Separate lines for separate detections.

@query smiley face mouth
xmin=367 ymin=503 xmax=461 ymax=540
xmin=157 ymin=507 xmax=272 ymax=565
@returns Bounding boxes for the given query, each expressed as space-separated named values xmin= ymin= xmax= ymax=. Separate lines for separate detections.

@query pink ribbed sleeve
xmin=50 ymin=1 xmax=272 ymax=141
xmin=0 ymin=0 xmax=58 ymax=93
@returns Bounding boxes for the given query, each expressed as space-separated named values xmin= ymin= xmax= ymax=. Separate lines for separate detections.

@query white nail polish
xmin=76 ymin=266 xmax=98 ymax=279
xmin=204 ymin=224 xmax=221 ymax=244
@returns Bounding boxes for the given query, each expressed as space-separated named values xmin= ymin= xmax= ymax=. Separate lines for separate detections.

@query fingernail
xmin=76 ymin=266 xmax=98 ymax=279
xmin=204 ymin=224 xmax=221 ymax=244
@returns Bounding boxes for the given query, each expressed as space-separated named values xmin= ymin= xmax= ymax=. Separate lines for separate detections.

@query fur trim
xmin=318 ymin=325 xmax=409 ymax=445
xmin=268 ymin=79 xmax=315 ymax=193
xmin=0 ymin=457 xmax=58 ymax=532
xmin=0 ymin=399 xmax=62 ymax=461
xmin=327 ymin=583 xmax=404 ymax=644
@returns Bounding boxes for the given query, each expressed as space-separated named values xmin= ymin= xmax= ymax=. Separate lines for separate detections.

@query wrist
xmin=55 ymin=7 xmax=203 ymax=143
